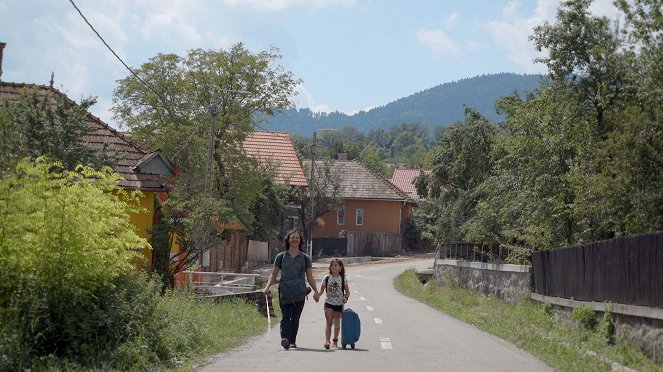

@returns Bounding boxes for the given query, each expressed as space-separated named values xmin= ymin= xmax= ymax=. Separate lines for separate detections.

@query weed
xmin=572 ymin=306 xmax=598 ymax=331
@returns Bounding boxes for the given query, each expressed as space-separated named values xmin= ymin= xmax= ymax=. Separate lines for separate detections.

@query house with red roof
xmin=242 ymin=130 xmax=308 ymax=233
xmin=390 ymin=168 xmax=431 ymax=201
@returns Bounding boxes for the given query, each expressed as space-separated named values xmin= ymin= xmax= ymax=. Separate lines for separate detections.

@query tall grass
xmin=1 ymin=271 xmax=266 ymax=371
xmin=395 ymin=269 xmax=661 ymax=372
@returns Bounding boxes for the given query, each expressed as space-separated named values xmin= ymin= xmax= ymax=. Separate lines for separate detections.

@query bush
xmin=0 ymin=159 xmax=150 ymax=369
xmin=572 ymin=306 xmax=598 ymax=331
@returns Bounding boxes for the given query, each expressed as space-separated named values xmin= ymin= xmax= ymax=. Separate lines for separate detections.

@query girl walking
xmin=314 ymin=258 xmax=350 ymax=349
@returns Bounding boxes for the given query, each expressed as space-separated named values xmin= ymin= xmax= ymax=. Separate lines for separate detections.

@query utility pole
xmin=308 ymin=131 xmax=317 ymax=258
xmin=205 ymin=89 xmax=220 ymax=196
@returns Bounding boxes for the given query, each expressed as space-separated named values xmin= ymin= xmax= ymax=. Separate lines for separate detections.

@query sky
xmin=0 ymin=0 xmax=619 ymax=129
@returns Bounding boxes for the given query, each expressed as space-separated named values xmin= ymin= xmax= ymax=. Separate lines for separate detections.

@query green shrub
xmin=601 ymin=311 xmax=616 ymax=345
xmin=572 ymin=306 xmax=598 ymax=331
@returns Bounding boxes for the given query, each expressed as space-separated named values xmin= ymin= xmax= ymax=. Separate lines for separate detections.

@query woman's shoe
xmin=324 ymin=342 xmax=330 ymax=349
xmin=332 ymin=338 xmax=338 ymax=348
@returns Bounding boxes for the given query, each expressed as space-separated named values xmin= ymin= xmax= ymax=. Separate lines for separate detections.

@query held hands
xmin=313 ymin=292 xmax=320 ymax=302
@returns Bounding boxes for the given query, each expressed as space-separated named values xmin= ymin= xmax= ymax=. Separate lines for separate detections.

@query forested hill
xmin=260 ymin=73 xmax=543 ymax=136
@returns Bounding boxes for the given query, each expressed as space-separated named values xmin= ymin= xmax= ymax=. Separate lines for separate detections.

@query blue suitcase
xmin=341 ymin=308 xmax=361 ymax=349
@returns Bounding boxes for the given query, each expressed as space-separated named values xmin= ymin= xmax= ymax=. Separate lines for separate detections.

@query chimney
xmin=337 ymin=152 xmax=348 ymax=161
xmin=0 ymin=42 xmax=6 ymax=81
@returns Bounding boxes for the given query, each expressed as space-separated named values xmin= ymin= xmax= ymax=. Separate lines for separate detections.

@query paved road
xmin=198 ymin=258 xmax=552 ymax=372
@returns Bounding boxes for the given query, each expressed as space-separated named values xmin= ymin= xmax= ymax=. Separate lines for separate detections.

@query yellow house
xmin=0 ymin=80 xmax=177 ymax=268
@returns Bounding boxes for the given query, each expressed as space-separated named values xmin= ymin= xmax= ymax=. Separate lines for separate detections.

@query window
xmin=356 ymin=208 xmax=364 ymax=225
xmin=286 ymin=216 xmax=299 ymax=231
xmin=337 ymin=208 xmax=345 ymax=225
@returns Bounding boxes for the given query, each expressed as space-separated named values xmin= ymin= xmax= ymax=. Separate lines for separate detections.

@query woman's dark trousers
xmin=280 ymin=299 xmax=305 ymax=344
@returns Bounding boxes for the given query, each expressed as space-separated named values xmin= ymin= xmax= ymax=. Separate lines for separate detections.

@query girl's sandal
xmin=332 ymin=338 xmax=338 ymax=348
xmin=324 ymin=342 xmax=330 ymax=349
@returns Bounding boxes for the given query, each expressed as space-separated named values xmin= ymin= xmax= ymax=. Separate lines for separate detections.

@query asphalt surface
xmin=198 ymin=257 xmax=552 ymax=372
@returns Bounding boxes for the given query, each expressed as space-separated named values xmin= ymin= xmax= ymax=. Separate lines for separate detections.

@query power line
xmin=67 ymin=0 xmax=165 ymax=105
xmin=67 ymin=0 xmax=259 ymax=165
xmin=68 ymin=0 xmax=198 ymax=160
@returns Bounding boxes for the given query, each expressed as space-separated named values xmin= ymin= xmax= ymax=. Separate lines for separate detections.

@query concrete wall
xmin=434 ymin=259 xmax=662 ymax=364
xmin=533 ymin=293 xmax=663 ymax=364
xmin=434 ymin=259 xmax=531 ymax=304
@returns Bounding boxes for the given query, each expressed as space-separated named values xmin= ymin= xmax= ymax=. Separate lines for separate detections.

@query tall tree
xmin=0 ymin=88 xmax=112 ymax=176
xmin=416 ymin=108 xmax=496 ymax=244
xmin=112 ymin=44 xmax=300 ymax=282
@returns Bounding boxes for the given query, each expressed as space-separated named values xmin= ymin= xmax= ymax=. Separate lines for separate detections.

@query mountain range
xmin=260 ymin=73 xmax=544 ymax=136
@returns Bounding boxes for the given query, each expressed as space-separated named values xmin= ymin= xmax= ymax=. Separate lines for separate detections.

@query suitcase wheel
xmin=351 ymin=343 xmax=355 ymax=349
xmin=342 ymin=344 xmax=347 ymax=349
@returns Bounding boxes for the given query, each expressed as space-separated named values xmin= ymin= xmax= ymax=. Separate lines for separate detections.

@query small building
xmin=306 ymin=159 xmax=413 ymax=256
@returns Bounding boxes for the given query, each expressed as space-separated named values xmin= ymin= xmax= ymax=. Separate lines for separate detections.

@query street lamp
xmin=308 ymin=128 xmax=337 ymax=258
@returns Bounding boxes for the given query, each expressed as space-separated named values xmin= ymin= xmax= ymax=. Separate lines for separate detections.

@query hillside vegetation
xmin=263 ymin=73 xmax=543 ymax=136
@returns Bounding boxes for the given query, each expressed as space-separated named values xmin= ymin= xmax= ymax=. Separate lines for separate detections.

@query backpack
xmin=278 ymin=253 xmax=310 ymax=304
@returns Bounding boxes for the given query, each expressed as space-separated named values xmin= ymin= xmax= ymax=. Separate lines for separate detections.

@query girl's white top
xmin=323 ymin=274 xmax=345 ymax=306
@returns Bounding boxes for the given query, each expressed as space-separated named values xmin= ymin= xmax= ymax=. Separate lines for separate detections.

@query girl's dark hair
xmin=328 ymin=258 xmax=345 ymax=279
xmin=283 ymin=229 xmax=305 ymax=250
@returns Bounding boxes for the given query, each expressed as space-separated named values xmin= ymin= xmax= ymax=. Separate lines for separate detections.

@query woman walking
xmin=262 ymin=229 xmax=319 ymax=349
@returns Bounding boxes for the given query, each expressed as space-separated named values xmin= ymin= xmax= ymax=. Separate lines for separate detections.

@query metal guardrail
xmin=179 ymin=271 xmax=261 ymax=295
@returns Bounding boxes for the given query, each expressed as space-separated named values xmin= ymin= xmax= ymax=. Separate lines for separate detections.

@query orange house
xmin=307 ymin=159 xmax=413 ymax=240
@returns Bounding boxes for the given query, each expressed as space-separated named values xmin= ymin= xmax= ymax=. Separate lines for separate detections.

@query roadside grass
xmin=162 ymin=294 xmax=268 ymax=370
xmin=394 ymin=269 xmax=661 ymax=372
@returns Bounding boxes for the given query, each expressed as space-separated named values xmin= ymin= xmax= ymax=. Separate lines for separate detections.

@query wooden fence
xmin=346 ymin=231 xmax=402 ymax=257
xmin=313 ymin=237 xmax=347 ymax=257
xmin=532 ymin=232 xmax=663 ymax=308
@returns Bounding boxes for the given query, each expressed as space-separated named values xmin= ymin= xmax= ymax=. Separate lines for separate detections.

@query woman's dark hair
xmin=283 ymin=229 xmax=305 ymax=250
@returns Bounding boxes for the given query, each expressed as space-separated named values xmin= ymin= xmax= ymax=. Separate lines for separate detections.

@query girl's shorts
xmin=324 ymin=303 xmax=343 ymax=313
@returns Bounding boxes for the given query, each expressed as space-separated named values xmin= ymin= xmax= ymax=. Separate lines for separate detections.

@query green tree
xmin=112 ymin=44 xmax=300 ymax=282
xmin=358 ymin=144 xmax=388 ymax=176
xmin=416 ymin=108 xmax=496 ymax=244
xmin=0 ymin=88 xmax=112 ymax=176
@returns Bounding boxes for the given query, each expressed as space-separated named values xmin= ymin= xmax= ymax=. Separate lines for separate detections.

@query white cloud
xmin=483 ymin=0 xmax=620 ymax=73
xmin=417 ymin=28 xmax=461 ymax=57
xmin=483 ymin=0 xmax=555 ymax=73
xmin=445 ymin=11 xmax=460 ymax=29
xmin=589 ymin=0 xmax=620 ymax=19
xmin=139 ymin=3 xmax=203 ymax=44
xmin=222 ymin=0 xmax=356 ymax=11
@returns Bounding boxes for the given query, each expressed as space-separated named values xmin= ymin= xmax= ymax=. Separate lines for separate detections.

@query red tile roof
xmin=242 ymin=130 xmax=308 ymax=187
xmin=390 ymin=168 xmax=431 ymax=200
xmin=0 ymin=82 xmax=174 ymax=191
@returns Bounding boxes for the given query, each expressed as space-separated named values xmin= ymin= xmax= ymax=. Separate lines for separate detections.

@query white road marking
xmin=380 ymin=337 xmax=392 ymax=349
xmin=374 ymin=318 xmax=383 ymax=324
xmin=359 ymin=296 xmax=366 ymax=301
xmin=366 ymin=306 xmax=374 ymax=311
